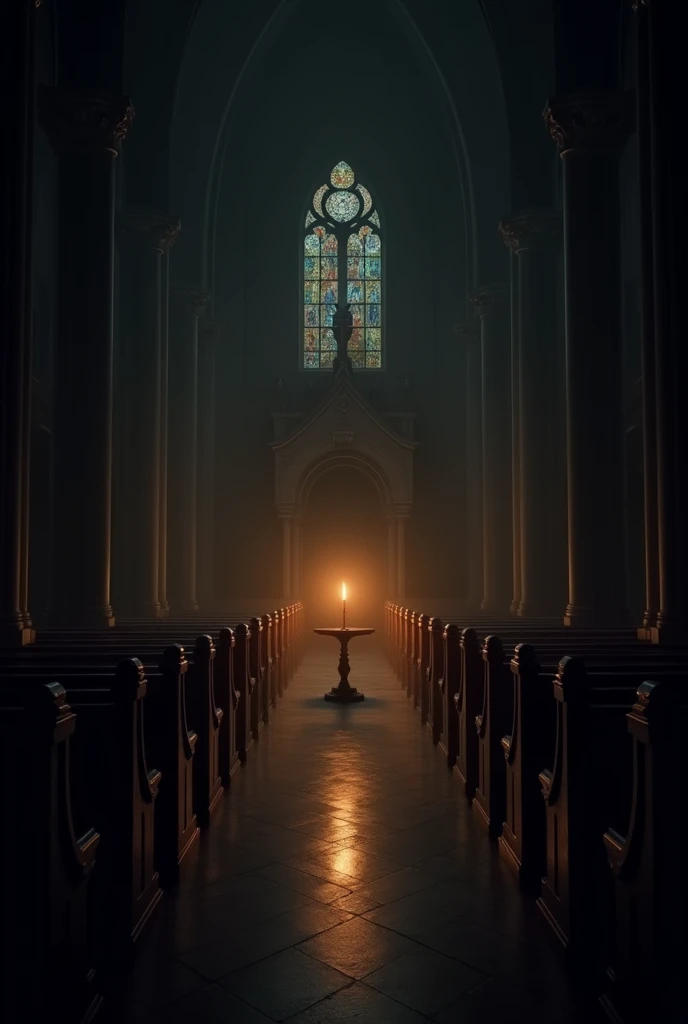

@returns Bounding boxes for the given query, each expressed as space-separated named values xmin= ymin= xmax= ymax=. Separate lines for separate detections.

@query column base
xmin=0 ymin=622 xmax=36 ymax=647
xmin=52 ymin=607 xmax=115 ymax=629
xmin=563 ymin=604 xmax=628 ymax=628
xmin=324 ymin=686 xmax=365 ymax=703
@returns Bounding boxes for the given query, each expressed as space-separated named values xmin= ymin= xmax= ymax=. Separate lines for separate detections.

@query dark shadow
xmin=298 ymin=696 xmax=390 ymax=709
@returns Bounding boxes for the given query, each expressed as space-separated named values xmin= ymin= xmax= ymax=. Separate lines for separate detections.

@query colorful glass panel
xmin=331 ymin=161 xmax=355 ymax=189
xmin=304 ymin=166 xmax=382 ymax=369
xmin=325 ymin=191 xmax=360 ymax=222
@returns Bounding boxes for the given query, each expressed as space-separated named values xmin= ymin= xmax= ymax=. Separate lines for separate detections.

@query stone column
xmin=197 ymin=318 xmax=223 ymax=611
xmin=39 ymin=86 xmax=135 ymax=627
xmin=500 ymin=211 xmax=566 ymax=617
xmin=469 ymin=285 xmax=512 ymax=613
xmin=0 ymin=0 xmax=36 ymax=644
xmin=158 ymin=246 xmax=175 ymax=616
xmin=455 ymin=321 xmax=483 ymax=609
xmin=167 ymin=284 xmax=209 ymax=613
xmin=117 ymin=211 xmax=180 ymax=618
xmin=629 ymin=1 xmax=659 ymax=639
xmin=646 ymin=2 xmax=688 ymax=642
xmin=544 ymin=94 xmax=632 ymax=626
xmin=386 ymin=515 xmax=397 ymax=597
xmin=508 ymin=253 xmax=521 ymax=614
xmin=279 ymin=512 xmax=293 ymax=599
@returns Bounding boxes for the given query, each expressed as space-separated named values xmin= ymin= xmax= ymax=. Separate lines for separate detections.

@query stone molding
xmin=117 ymin=210 xmax=181 ymax=253
xmin=171 ymin=284 xmax=211 ymax=318
xmin=499 ymin=211 xmax=562 ymax=254
xmin=38 ymin=85 xmax=134 ymax=157
xmin=468 ymin=283 xmax=510 ymax=317
xmin=543 ymin=93 xmax=634 ymax=157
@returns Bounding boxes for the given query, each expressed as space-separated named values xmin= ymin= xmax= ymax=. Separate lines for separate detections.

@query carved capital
xmin=543 ymin=93 xmax=634 ymax=157
xmin=198 ymin=318 xmax=225 ymax=345
xmin=499 ymin=211 xmax=561 ymax=254
xmin=468 ymin=283 xmax=509 ymax=317
xmin=38 ymin=85 xmax=134 ymax=157
xmin=171 ymin=284 xmax=210 ymax=318
xmin=454 ymin=320 xmax=481 ymax=343
xmin=118 ymin=210 xmax=181 ymax=253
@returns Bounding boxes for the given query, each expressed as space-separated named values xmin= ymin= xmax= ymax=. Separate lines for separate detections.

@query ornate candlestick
xmin=314 ymin=627 xmax=374 ymax=702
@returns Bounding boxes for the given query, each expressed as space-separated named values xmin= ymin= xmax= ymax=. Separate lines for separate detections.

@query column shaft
xmin=0 ymin=0 xmax=35 ymax=643
xmin=509 ymin=254 xmax=522 ymax=614
xmin=500 ymin=212 xmax=566 ymax=617
xmin=281 ymin=518 xmax=292 ymax=600
xmin=117 ymin=212 xmax=179 ymax=617
xmin=456 ymin=322 xmax=483 ymax=609
xmin=158 ymin=250 xmax=171 ymax=616
xmin=197 ymin=319 xmax=223 ymax=611
xmin=168 ymin=285 xmax=208 ymax=613
xmin=396 ymin=518 xmax=406 ymax=600
xmin=470 ymin=285 xmax=512 ymax=613
xmin=648 ymin=3 xmax=688 ymax=641
xmin=39 ymin=87 xmax=135 ymax=626
xmin=544 ymin=94 xmax=632 ymax=625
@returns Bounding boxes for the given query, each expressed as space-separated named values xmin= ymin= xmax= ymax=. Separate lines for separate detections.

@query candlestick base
xmin=313 ymin=627 xmax=375 ymax=705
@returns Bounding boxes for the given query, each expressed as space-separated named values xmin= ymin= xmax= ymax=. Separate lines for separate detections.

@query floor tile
xmin=365 ymin=947 xmax=486 ymax=1016
xmin=154 ymin=984 xmax=274 ymax=1023
xmin=331 ymin=892 xmax=382 ymax=915
xmin=221 ymin=948 xmax=351 ymax=1021
xmin=252 ymin=861 xmax=353 ymax=903
xmin=284 ymin=981 xmax=429 ymax=1023
xmin=296 ymin=916 xmax=416 ymax=979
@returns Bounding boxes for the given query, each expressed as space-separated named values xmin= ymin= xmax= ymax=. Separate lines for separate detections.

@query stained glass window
xmin=302 ymin=161 xmax=383 ymax=369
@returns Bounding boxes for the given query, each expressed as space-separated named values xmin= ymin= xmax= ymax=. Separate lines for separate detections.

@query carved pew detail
xmin=472 ymin=635 xmax=511 ymax=838
xmin=150 ymin=645 xmax=198 ymax=884
xmin=249 ymin=617 xmax=264 ymax=739
xmin=189 ymin=636 xmax=223 ymax=827
xmin=234 ymin=622 xmax=252 ymax=762
xmin=273 ymin=609 xmax=283 ymax=699
xmin=456 ymin=627 xmax=481 ymax=800
xmin=417 ymin=613 xmax=431 ymax=722
xmin=498 ymin=643 xmax=548 ymax=893
xmin=442 ymin=623 xmax=460 ymax=767
xmin=428 ymin=617 xmax=444 ymax=744
xmin=261 ymin=613 xmax=273 ymax=719
xmin=215 ymin=627 xmax=240 ymax=785
xmin=0 ymin=682 xmax=101 ymax=1023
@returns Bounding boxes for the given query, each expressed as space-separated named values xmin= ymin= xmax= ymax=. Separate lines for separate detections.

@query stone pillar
xmin=508 ymin=253 xmax=521 ymax=615
xmin=167 ymin=284 xmax=209 ymax=613
xmin=455 ymin=321 xmax=483 ymax=609
xmin=280 ymin=513 xmax=293 ymax=599
xmin=386 ymin=515 xmax=397 ymax=597
xmin=197 ymin=318 xmax=223 ymax=611
xmin=500 ymin=211 xmax=567 ymax=617
xmin=158 ymin=246 xmax=175 ymax=617
xmin=544 ymin=94 xmax=632 ymax=626
xmin=0 ymin=0 xmax=36 ymax=644
xmin=646 ymin=2 xmax=688 ymax=642
xmin=469 ymin=285 xmax=512 ymax=613
xmin=629 ymin=2 xmax=659 ymax=640
xmin=39 ymin=86 xmax=135 ymax=627
xmin=117 ymin=211 xmax=180 ymax=618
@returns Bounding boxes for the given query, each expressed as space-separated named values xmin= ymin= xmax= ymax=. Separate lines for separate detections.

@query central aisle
xmin=109 ymin=642 xmax=589 ymax=1023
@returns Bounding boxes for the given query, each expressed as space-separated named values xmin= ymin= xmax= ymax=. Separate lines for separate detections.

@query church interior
xmin=1 ymin=0 xmax=685 ymax=1021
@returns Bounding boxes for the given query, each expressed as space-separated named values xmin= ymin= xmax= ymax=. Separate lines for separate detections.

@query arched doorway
xmin=302 ymin=465 xmax=385 ymax=630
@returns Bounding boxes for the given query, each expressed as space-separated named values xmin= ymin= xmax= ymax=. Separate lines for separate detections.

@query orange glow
xmin=341 ymin=581 xmax=347 ymax=602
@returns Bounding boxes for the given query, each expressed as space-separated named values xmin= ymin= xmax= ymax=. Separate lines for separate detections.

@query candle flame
xmin=341 ymin=581 xmax=347 ymax=601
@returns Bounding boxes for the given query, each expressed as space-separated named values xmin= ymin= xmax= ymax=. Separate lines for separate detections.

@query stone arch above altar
xmin=271 ymin=371 xmax=417 ymax=599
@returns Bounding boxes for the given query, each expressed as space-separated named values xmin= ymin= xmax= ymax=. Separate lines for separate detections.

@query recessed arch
xmin=298 ymin=451 xmax=392 ymax=515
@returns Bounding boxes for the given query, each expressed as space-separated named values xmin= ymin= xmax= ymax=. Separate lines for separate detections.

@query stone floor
xmin=104 ymin=641 xmax=598 ymax=1023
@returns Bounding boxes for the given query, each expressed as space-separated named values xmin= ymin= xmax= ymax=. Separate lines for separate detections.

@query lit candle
xmin=341 ymin=581 xmax=347 ymax=629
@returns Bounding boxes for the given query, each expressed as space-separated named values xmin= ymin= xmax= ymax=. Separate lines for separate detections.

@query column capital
xmin=171 ymin=283 xmax=210 ymax=318
xmin=38 ymin=85 xmax=134 ymax=157
xmin=198 ymin=317 xmax=225 ymax=345
xmin=117 ymin=210 xmax=181 ymax=253
xmin=543 ymin=93 xmax=634 ymax=158
xmin=499 ymin=211 xmax=562 ymax=254
xmin=468 ymin=283 xmax=509 ymax=317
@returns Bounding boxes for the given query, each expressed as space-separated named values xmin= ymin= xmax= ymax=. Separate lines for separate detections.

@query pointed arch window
xmin=303 ymin=161 xmax=383 ymax=369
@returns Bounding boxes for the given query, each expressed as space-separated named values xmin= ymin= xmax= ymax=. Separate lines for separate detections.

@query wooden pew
xmin=188 ymin=635 xmax=223 ymax=827
xmin=472 ymin=636 xmax=512 ymax=838
xmin=215 ymin=628 xmax=240 ymax=786
xmin=455 ymin=627 xmax=481 ymax=800
xmin=0 ymin=682 xmax=101 ymax=1024
xmin=440 ymin=623 xmax=460 ymax=768
xmin=417 ymin=613 xmax=431 ymax=723
xmin=261 ymin=612 xmax=274 ymax=717
xmin=248 ymin=617 xmax=264 ymax=740
xmin=233 ymin=622 xmax=253 ymax=762
xmin=498 ymin=643 xmax=552 ymax=892
xmin=601 ymin=681 xmax=688 ymax=1024
xmin=273 ymin=608 xmax=284 ymax=700
xmin=428 ymin=616 xmax=445 ymax=744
